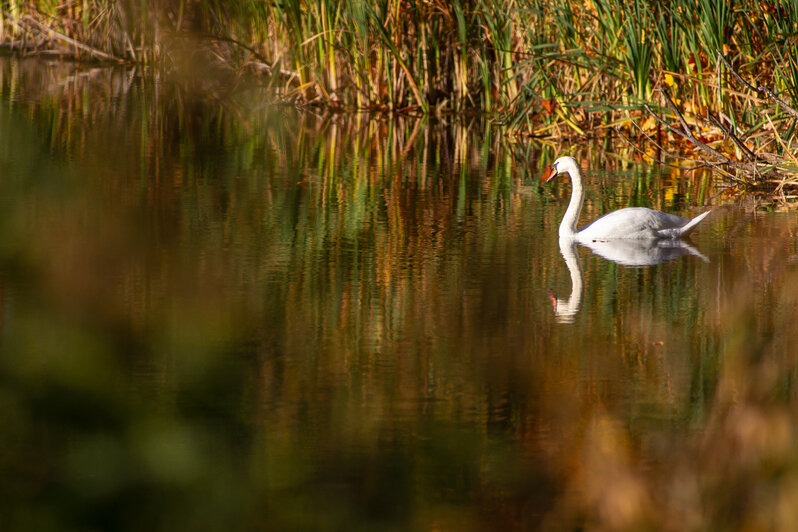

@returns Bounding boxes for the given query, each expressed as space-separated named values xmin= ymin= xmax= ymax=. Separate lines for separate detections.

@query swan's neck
xmin=559 ymin=166 xmax=584 ymax=238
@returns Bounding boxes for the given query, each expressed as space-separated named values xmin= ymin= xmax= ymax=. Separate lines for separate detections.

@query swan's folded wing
xmin=577 ymin=207 xmax=689 ymax=240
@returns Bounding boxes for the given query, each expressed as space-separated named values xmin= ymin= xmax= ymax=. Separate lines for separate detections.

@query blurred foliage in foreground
xmin=1 ymin=58 xmax=798 ymax=531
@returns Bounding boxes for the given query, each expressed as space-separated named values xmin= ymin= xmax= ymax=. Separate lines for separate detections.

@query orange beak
xmin=542 ymin=164 xmax=558 ymax=183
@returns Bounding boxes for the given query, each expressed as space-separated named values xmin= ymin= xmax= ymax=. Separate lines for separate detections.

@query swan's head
xmin=543 ymin=156 xmax=580 ymax=183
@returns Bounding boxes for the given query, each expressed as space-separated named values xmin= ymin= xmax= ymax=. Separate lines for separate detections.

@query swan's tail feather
xmin=679 ymin=210 xmax=711 ymax=236
xmin=658 ymin=210 xmax=711 ymax=238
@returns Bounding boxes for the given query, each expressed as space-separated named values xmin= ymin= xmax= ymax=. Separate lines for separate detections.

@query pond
xmin=1 ymin=58 xmax=798 ymax=531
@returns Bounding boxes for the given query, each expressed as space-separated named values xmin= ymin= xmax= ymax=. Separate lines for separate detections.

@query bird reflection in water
xmin=550 ymin=237 xmax=708 ymax=323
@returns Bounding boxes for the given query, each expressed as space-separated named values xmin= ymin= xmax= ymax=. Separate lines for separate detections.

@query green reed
xmin=621 ymin=0 xmax=655 ymax=100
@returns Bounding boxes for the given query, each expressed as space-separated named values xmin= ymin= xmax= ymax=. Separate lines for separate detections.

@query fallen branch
xmin=615 ymin=125 xmax=723 ymax=174
xmin=627 ymin=77 xmax=796 ymax=191
xmin=717 ymin=50 xmax=798 ymax=120
xmin=1 ymin=10 xmax=128 ymax=63
xmin=657 ymin=88 xmax=744 ymax=167
xmin=706 ymin=111 xmax=757 ymax=163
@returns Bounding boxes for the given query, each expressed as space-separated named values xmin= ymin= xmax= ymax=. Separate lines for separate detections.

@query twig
xmin=1 ymin=10 xmax=127 ymax=63
xmin=757 ymin=84 xmax=798 ymax=120
xmin=632 ymin=93 xmax=769 ymax=183
xmin=614 ymin=127 xmax=679 ymax=167
xmin=643 ymin=103 xmax=691 ymax=142
xmin=716 ymin=50 xmax=758 ymax=93
xmin=657 ymin=88 xmax=746 ymax=167
xmin=765 ymin=114 xmax=798 ymax=166
xmin=199 ymin=32 xmax=270 ymax=66
xmin=706 ymin=111 xmax=758 ymax=162
xmin=707 ymin=112 xmax=765 ymax=182
xmin=628 ymin=120 xmax=709 ymax=166
xmin=614 ymin=126 xmax=742 ymax=180
xmin=717 ymin=49 xmax=798 ymax=120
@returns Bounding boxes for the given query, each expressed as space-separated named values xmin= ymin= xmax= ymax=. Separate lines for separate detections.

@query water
xmin=1 ymin=58 xmax=798 ymax=530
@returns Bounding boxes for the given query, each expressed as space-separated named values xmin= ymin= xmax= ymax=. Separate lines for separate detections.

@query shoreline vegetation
xmin=1 ymin=0 xmax=797 ymax=195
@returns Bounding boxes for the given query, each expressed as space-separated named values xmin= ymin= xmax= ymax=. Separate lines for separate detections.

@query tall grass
xmin=2 ymin=0 xmax=798 ymax=142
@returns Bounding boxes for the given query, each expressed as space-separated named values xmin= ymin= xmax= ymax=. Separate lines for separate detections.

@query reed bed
xmin=2 ymin=0 xmax=798 ymax=186
xmin=0 ymin=1 xmax=793 ymax=112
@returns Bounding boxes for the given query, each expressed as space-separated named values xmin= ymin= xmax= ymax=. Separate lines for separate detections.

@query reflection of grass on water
xmin=2 ymin=60 xmax=798 ymax=530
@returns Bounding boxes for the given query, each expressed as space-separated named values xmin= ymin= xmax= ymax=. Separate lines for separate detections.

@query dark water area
xmin=1 ymin=58 xmax=798 ymax=531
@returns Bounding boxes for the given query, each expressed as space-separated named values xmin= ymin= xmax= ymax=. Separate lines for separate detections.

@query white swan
xmin=544 ymin=156 xmax=710 ymax=240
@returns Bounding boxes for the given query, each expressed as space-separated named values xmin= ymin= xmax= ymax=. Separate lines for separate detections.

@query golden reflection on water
xmin=1 ymin=59 xmax=798 ymax=530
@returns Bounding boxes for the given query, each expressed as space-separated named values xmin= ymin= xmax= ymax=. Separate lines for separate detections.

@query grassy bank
xmin=1 ymin=1 xmax=797 ymax=186
xmin=0 ymin=1 xmax=794 ymax=112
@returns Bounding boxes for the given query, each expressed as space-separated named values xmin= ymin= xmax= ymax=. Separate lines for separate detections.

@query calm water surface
xmin=1 ymin=59 xmax=798 ymax=530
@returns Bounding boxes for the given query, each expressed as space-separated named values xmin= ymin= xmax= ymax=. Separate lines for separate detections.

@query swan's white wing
xmin=577 ymin=207 xmax=689 ymax=240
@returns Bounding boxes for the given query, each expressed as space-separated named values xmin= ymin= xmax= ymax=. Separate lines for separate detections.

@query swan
xmin=544 ymin=156 xmax=710 ymax=240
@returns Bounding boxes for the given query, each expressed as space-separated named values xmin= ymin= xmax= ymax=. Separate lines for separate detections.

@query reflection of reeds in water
xmin=5 ymin=61 xmax=798 ymax=529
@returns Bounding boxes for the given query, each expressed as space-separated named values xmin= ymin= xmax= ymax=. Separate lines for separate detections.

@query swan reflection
xmin=580 ymin=237 xmax=709 ymax=266
xmin=551 ymin=237 xmax=708 ymax=323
